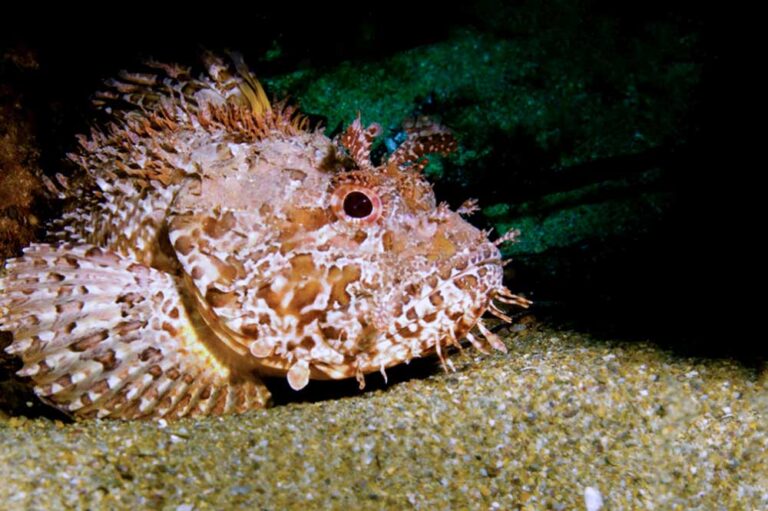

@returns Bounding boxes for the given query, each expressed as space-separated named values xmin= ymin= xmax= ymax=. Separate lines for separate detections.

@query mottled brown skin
xmin=0 ymin=54 xmax=530 ymax=420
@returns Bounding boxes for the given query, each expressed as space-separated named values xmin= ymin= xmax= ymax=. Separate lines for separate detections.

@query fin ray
xmin=1 ymin=243 xmax=271 ymax=419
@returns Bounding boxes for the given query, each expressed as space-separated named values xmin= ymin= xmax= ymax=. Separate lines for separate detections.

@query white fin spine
xmin=1 ymin=243 xmax=271 ymax=419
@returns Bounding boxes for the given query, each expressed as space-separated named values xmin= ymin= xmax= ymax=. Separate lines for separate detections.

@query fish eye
xmin=331 ymin=184 xmax=382 ymax=224
xmin=343 ymin=191 xmax=373 ymax=218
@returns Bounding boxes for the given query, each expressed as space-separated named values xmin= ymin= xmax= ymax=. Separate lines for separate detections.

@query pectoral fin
xmin=1 ymin=243 xmax=270 ymax=420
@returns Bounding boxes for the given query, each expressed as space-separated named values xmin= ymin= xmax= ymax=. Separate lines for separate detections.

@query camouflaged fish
xmin=0 ymin=54 xmax=530 ymax=420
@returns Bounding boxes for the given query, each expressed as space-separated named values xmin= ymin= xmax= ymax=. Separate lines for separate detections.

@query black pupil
xmin=343 ymin=191 xmax=373 ymax=218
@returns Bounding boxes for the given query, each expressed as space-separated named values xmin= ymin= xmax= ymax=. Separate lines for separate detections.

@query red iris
xmin=331 ymin=184 xmax=382 ymax=225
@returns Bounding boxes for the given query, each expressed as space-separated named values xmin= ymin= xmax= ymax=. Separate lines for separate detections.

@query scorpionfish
xmin=0 ymin=54 xmax=530 ymax=420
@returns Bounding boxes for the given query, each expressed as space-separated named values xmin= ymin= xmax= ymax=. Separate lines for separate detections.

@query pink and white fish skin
xmin=0 ymin=54 xmax=530 ymax=420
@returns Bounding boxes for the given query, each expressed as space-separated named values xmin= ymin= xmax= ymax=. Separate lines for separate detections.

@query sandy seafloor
xmin=1 ymin=324 xmax=766 ymax=510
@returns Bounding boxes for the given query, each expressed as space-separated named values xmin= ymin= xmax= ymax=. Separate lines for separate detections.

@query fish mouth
xmin=348 ymin=242 xmax=507 ymax=372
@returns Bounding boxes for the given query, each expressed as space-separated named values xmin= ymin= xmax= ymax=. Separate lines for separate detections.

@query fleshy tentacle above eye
xmin=387 ymin=117 xmax=458 ymax=172
xmin=340 ymin=115 xmax=382 ymax=171
xmin=339 ymin=115 xmax=457 ymax=175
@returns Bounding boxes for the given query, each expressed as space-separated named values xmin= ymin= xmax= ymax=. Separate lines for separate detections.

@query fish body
xmin=0 ymin=55 xmax=529 ymax=419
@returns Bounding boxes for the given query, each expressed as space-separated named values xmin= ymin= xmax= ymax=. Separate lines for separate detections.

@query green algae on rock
xmin=266 ymin=26 xmax=698 ymax=173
